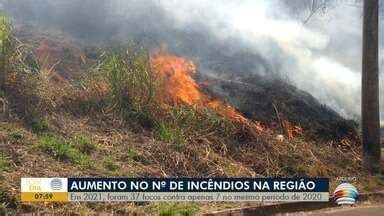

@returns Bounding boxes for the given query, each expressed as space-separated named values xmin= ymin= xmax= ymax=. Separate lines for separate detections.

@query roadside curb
xmin=203 ymin=192 xmax=384 ymax=216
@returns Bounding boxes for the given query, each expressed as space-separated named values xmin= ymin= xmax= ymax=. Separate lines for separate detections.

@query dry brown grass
xmin=1 ymin=111 xmax=378 ymax=215
xmin=0 ymin=17 xmax=379 ymax=215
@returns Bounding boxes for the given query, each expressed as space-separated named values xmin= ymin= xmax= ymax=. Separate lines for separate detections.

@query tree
xmin=305 ymin=0 xmax=381 ymax=173
xmin=362 ymin=0 xmax=381 ymax=173
xmin=304 ymin=0 xmax=334 ymax=24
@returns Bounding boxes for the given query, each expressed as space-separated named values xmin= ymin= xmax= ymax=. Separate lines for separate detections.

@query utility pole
xmin=362 ymin=0 xmax=381 ymax=173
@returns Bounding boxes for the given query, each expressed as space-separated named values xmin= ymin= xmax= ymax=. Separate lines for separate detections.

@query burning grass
xmin=79 ymin=50 xmax=258 ymax=147
xmin=151 ymin=54 xmax=256 ymax=125
xmin=0 ymin=14 xmax=374 ymax=214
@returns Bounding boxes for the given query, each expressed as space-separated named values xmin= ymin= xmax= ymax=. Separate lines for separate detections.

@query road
xmin=286 ymin=205 xmax=384 ymax=216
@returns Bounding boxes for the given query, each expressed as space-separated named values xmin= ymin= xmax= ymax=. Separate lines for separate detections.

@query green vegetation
xmin=72 ymin=135 xmax=97 ymax=155
xmin=0 ymin=12 xmax=11 ymax=115
xmin=84 ymin=49 xmax=236 ymax=144
xmin=0 ymin=202 xmax=7 ymax=215
xmin=158 ymin=203 xmax=199 ymax=216
xmin=30 ymin=117 xmax=49 ymax=133
xmin=0 ymin=12 xmax=52 ymax=131
xmin=154 ymin=105 xmax=239 ymax=148
xmin=0 ymin=154 xmax=10 ymax=171
xmin=0 ymin=11 xmax=38 ymax=85
xmin=155 ymin=122 xmax=186 ymax=147
xmin=84 ymin=49 xmax=157 ymax=127
xmin=0 ymin=7 xmax=375 ymax=216
xmin=103 ymin=157 xmax=119 ymax=171
xmin=0 ymin=11 xmax=12 ymax=90
xmin=1 ymin=12 xmax=242 ymax=151
xmin=0 ymin=186 xmax=17 ymax=213
xmin=35 ymin=134 xmax=92 ymax=166
xmin=124 ymin=149 xmax=149 ymax=164
xmin=82 ymin=49 xmax=242 ymax=147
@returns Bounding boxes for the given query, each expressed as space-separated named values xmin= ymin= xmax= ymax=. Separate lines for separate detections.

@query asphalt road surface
xmin=287 ymin=205 xmax=384 ymax=216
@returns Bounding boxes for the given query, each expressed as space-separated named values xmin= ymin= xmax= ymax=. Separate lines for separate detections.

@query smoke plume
xmin=3 ymin=0 xmax=383 ymax=123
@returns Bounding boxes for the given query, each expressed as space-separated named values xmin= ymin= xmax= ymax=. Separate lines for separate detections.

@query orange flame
xmin=283 ymin=120 xmax=303 ymax=139
xmin=150 ymin=54 xmax=261 ymax=130
xmin=150 ymin=55 xmax=202 ymax=105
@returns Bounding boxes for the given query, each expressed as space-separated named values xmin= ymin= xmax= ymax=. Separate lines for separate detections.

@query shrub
xmin=36 ymin=134 xmax=91 ymax=166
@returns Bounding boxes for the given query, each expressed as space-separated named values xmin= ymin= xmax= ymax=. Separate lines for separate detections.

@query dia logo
xmin=27 ymin=179 xmax=42 ymax=191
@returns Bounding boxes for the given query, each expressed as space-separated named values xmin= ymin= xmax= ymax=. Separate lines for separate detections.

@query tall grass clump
xmin=0 ymin=11 xmax=11 ymax=91
xmin=0 ymin=12 xmax=55 ymax=130
xmin=0 ymin=11 xmax=11 ymax=115
xmin=84 ymin=48 xmax=157 ymax=127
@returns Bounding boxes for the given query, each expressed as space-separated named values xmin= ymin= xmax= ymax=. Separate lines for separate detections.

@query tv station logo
xmin=333 ymin=183 xmax=359 ymax=205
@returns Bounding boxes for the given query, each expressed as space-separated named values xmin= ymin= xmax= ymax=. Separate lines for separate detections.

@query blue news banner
xmin=69 ymin=178 xmax=329 ymax=202
xmin=21 ymin=178 xmax=329 ymax=202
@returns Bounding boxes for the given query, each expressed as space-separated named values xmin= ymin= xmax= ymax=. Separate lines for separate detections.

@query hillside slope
xmin=1 ymin=21 xmax=383 ymax=215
